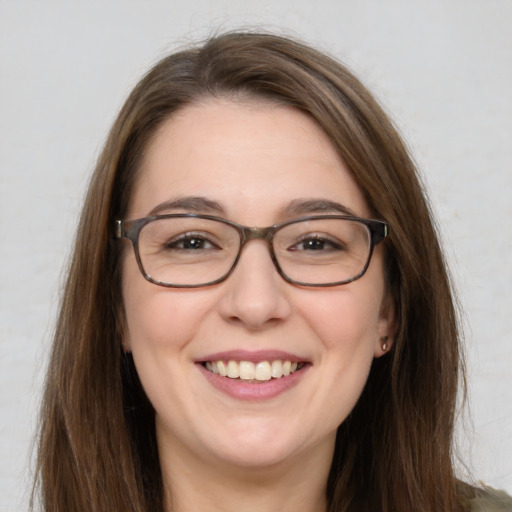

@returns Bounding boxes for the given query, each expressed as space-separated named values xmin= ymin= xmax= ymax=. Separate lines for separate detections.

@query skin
xmin=121 ymin=99 xmax=395 ymax=512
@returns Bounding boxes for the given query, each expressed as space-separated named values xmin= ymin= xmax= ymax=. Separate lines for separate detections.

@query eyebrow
xmin=147 ymin=196 xmax=357 ymax=219
xmin=148 ymin=196 xmax=225 ymax=216
xmin=281 ymin=199 xmax=358 ymax=218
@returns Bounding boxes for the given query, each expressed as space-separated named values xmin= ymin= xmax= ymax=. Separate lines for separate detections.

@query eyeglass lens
xmin=136 ymin=217 xmax=372 ymax=287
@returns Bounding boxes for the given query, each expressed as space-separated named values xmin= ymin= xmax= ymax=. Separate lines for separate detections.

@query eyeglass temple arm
xmin=371 ymin=222 xmax=388 ymax=245
xmin=114 ymin=219 xmax=138 ymax=242
xmin=114 ymin=220 xmax=123 ymax=239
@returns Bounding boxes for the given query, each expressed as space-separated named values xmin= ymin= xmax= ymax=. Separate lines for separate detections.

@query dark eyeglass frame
xmin=115 ymin=213 xmax=389 ymax=288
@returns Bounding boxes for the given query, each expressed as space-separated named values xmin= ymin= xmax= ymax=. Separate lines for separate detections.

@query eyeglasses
xmin=115 ymin=214 xmax=388 ymax=288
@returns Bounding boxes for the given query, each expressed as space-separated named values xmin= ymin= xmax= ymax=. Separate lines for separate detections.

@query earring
xmin=381 ymin=336 xmax=389 ymax=352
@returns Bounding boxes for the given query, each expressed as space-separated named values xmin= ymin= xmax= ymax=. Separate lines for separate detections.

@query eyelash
xmin=289 ymin=234 xmax=345 ymax=252
xmin=164 ymin=232 xmax=219 ymax=250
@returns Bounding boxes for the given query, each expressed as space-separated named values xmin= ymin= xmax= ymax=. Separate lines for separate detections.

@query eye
xmin=290 ymin=234 xmax=345 ymax=252
xmin=299 ymin=238 xmax=328 ymax=251
xmin=165 ymin=233 xmax=219 ymax=251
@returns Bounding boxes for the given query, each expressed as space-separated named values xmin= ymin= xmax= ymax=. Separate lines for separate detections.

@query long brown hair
xmin=33 ymin=32 xmax=467 ymax=512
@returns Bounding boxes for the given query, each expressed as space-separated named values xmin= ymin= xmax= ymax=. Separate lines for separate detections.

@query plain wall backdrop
xmin=1 ymin=1 xmax=511 ymax=510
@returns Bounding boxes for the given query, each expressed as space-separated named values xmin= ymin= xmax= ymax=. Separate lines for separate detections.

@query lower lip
xmin=197 ymin=363 xmax=309 ymax=401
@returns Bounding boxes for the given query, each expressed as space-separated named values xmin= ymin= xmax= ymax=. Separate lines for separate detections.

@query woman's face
xmin=122 ymin=99 xmax=394 ymax=471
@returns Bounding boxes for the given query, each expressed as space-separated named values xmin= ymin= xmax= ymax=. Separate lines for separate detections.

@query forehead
xmin=128 ymin=99 xmax=370 ymax=221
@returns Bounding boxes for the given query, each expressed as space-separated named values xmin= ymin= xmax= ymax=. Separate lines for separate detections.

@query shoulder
xmin=467 ymin=486 xmax=512 ymax=512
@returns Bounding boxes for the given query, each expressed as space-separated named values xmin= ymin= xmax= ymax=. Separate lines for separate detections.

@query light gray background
xmin=1 ymin=1 xmax=511 ymax=510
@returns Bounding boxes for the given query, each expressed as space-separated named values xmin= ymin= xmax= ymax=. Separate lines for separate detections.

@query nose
xmin=217 ymin=240 xmax=292 ymax=330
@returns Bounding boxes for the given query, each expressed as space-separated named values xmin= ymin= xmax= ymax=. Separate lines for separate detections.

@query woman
xmin=33 ymin=32 xmax=512 ymax=512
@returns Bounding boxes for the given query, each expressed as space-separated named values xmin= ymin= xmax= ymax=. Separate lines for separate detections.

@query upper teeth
xmin=205 ymin=360 xmax=300 ymax=381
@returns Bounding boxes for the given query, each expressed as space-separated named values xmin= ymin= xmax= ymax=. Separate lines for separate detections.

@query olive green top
xmin=470 ymin=486 xmax=512 ymax=511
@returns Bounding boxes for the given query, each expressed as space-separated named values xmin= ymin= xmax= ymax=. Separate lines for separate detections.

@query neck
xmin=158 ymin=435 xmax=334 ymax=512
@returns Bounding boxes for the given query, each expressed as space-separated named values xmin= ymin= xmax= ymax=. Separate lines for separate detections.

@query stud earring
xmin=381 ymin=336 xmax=389 ymax=352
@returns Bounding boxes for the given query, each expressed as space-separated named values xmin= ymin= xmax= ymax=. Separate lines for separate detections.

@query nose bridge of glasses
xmin=233 ymin=226 xmax=281 ymax=282
xmin=237 ymin=226 xmax=277 ymax=267
xmin=241 ymin=226 xmax=274 ymax=244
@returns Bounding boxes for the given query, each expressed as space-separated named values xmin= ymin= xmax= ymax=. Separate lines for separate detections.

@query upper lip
xmin=195 ymin=349 xmax=309 ymax=364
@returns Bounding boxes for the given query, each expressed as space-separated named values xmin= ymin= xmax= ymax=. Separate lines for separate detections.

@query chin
xmin=211 ymin=441 xmax=301 ymax=470
xmin=201 ymin=418 xmax=331 ymax=471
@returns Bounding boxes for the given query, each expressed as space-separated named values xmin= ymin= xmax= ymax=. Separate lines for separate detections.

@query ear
xmin=374 ymin=292 xmax=397 ymax=358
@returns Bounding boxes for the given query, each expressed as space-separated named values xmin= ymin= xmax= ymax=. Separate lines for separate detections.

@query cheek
xmin=299 ymin=287 xmax=383 ymax=351
xmin=300 ymin=287 xmax=385 ymax=420
xmin=123 ymin=285 xmax=210 ymax=354
xmin=121 ymin=262 xmax=215 ymax=414
xmin=121 ymin=254 xmax=206 ymax=353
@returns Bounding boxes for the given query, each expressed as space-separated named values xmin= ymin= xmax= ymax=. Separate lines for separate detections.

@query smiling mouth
xmin=203 ymin=360 xmax=305 ymax=382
